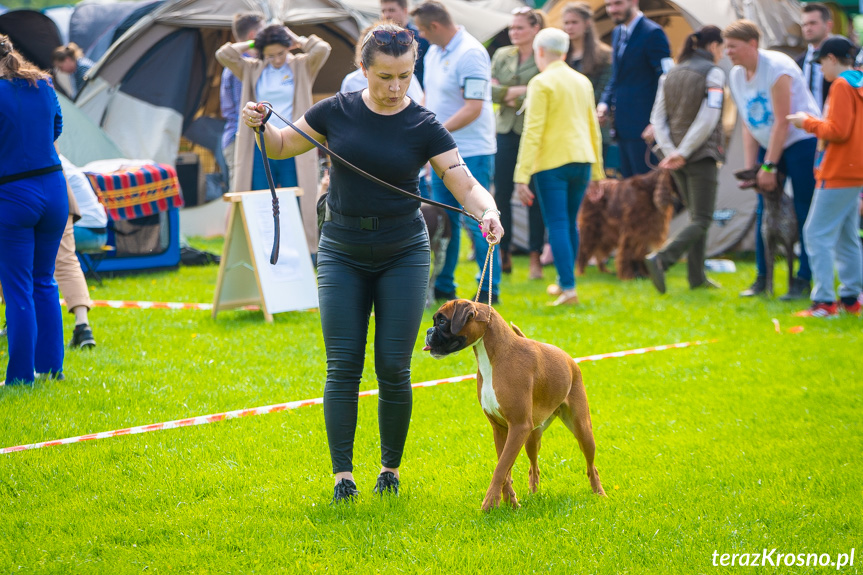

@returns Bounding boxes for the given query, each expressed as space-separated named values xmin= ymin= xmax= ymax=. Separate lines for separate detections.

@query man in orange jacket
xmin=788 ymin=36 xmax=863 ymax=317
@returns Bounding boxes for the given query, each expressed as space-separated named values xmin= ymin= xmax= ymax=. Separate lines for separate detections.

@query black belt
xmin=325 ymin=206 xmax=420 ymax=231
xmin=0 ymin=164 xmax=62 ymax=186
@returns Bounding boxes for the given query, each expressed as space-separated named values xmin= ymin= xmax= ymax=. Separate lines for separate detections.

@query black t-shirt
xmin=304 ymin=91 xmax=456 ymax=244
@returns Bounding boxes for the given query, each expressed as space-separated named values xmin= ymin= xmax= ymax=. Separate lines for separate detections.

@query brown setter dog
xmin=576 ymin=169 xmax=680 ymax=280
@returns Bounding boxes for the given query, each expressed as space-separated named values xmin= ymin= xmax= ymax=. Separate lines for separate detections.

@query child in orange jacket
xmin=788 ymin=36 xmax=863 ymax=317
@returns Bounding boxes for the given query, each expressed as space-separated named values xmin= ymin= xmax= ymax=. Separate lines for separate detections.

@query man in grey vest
xmin=644 ymin=26 xmax=726 ymax=293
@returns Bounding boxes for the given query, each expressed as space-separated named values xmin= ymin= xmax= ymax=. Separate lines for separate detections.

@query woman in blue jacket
xmin=0 ymin=35 xmax=68 ymax=385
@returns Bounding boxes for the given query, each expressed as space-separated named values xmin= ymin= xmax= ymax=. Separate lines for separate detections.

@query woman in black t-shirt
xmin=242 ymin=23 xmax=503 ymax=504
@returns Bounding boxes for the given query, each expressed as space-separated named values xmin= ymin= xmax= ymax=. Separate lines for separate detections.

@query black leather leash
xmin=255 ymin=122 xmax=281 ymax=265
xmin=252 ymin=102 xmax=482 ymax=234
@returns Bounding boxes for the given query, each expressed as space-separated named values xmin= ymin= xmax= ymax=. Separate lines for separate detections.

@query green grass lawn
xmin=1 ymin=235 xmax=861 ymax=573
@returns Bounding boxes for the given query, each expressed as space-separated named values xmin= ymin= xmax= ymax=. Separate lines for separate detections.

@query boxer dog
xmin=424 ymin=299 xmax=606 ymax=510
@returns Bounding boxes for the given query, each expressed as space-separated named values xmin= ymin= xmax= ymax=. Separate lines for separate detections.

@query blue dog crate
xmin=79 ymin=208 xmax=181 ymax=275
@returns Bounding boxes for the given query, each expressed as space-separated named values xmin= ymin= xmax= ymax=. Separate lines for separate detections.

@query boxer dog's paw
xmin=529 ymin=466 xmax=540 ymax=493
xmin=501 ymin=484 xmax=520 ymax=508
xmin=481 ymin=487 xmax=502 ymax=511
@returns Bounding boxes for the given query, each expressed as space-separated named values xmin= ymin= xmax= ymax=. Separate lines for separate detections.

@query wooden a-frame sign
xmin=212 ymin=188 xmax=318 ymax=322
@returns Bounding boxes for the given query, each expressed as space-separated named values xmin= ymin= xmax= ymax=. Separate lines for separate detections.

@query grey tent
xmin=68 ymin=0 xmax=165 ymax=62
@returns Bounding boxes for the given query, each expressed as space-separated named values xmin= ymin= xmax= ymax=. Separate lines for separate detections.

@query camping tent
xmin=56 ymin=92 xmax=126 ymax=166
xmin=67 ymin=0 xmax=165 ymax=63
xmin=536 ymin=0 xmax=806 ymax=256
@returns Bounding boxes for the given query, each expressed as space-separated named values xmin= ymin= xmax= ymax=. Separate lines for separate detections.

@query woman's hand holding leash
xmin=480 ymin=208 xmax=503 ymax=246
xmin=242 ymin=102 xmax=265 ymax=129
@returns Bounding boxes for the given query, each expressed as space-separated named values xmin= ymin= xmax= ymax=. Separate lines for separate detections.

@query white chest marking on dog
xmin=475 ymin=339 xmax=503 ymax=421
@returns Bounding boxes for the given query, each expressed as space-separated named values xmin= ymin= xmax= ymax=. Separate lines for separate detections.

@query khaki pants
xmin=656 ymin=158 xmax=718 ymax=288
xmin=55 ymin=215 xmax=92 ymax=312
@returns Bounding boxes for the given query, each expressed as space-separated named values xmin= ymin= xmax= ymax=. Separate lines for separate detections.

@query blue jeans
xmin=73 ymin=226 xmax=108 ymax=252
xmin=252 ymin=150 xmax=297 ymax=191
xmin=532 ymin=162 xmax=591 ymax=291
xmin=0 ymin=172 xmax=68 ymax=384
xmin=431 ymin=154 xmax=501 ymax=296
xmin=803 ymin=186 xmax=863 ymax=303
xmin=756 ymin=138 xmax=816 ymax=281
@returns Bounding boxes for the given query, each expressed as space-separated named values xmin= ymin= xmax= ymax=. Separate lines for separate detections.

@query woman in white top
xmin=217 ymin=25 xmax=330 ymax=253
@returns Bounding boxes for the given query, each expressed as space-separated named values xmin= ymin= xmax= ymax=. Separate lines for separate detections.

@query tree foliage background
xmin=3 ymin=0 xmax=79 ymax=10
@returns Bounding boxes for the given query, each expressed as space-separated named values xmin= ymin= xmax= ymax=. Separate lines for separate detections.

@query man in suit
xmin=598 ymin=0 xmax=670 ymax=178
xmin=796 ymin=2 xmax=833 ymax=112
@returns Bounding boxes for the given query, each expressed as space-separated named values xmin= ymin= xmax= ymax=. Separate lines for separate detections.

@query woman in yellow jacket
xmin=514 ymin=28 xmax=603 ymax=306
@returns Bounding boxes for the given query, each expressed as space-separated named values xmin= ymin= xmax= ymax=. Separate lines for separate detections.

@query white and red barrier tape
xmin=61 ymin=299 xmax=261 ymax=311
xmin=1 ymin=339 xmax=714 ymax=455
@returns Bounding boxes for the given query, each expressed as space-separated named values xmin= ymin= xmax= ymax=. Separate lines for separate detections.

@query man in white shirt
xmin=411 ymin=0 xmax=500 ymax=303
xmin=796 ymin=2 xmax=833 ymax=111
xmin=725 ymin=19 xmax=820 ymax=300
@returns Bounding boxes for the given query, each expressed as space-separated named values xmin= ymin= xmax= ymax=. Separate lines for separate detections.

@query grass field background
xmin=1 ymin=235 xmax=861 ymax=573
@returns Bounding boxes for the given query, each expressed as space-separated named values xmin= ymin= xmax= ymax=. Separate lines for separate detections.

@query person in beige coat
xmin=216 ymin=24 xmax=330 ymax=254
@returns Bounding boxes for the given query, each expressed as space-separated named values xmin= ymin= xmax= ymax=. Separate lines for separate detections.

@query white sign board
xmin=212 ymin=188 xmax=318 ymax=321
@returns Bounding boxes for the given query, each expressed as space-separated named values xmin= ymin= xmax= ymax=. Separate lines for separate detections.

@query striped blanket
xmin=85 ymin=163 xmax=184 ymax=220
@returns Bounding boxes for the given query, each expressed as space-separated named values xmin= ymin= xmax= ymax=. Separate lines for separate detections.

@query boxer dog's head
xmin=423 ymin=299 xmax=489 ymax=359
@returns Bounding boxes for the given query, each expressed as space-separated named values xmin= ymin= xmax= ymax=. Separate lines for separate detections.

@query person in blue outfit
xmin=597 ymin=0 xmax=670 ymax=178
xmin=0 ymin=35 xmax=68 ymax=385
xmin=243 ymin=23 xmax=503 ymax=504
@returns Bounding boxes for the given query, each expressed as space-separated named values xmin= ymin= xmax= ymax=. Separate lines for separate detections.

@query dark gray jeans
xmin=317 ymin=226 xmax=429 ymax=473
xmin=656 ymin=157 xmax=717 ymax=287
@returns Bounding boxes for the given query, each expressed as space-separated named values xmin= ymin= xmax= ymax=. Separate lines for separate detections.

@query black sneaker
xmin=373 ymin=471 xmax=400 ymax=496
xmin=779 ymin=277 xmax=811 ymax=301
xmin=739 ymin=276 xmax=766 ymax=297
xmin=476 ymin=290 xmax=500 ymax=305
xmin=332 ymin=478 xmax=359 ymax=504
xmin=69 ymin=324 xmax=96 ymax=349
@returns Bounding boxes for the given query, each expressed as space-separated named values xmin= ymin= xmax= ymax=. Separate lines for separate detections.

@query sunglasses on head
xmin=363 ymin=28 xmax=415 ymax=47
